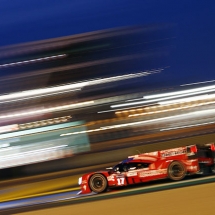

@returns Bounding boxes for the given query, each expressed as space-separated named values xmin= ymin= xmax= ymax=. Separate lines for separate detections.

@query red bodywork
xmin=79 ymin=143 xmax=215 ymax=194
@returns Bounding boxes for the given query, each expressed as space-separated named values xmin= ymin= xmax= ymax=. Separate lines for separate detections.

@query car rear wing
xmin=187 ymin=143 xmax=215 ymax=159
xmin=131 ymin=143 xmax=215 ymax=160
xmin=205 ymin=143 xmax=215 ymax=151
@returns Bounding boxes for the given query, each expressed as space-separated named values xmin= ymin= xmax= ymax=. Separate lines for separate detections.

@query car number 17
xmin=117 ymin=178 xmax=125 ymax=185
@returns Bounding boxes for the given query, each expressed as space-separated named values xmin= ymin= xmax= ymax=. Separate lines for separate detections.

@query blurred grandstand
xmin=0 ymin=24 xmax=177 ymax=176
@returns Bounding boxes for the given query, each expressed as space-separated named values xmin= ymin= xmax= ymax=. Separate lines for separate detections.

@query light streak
xmin=0 ymin=145 xmax=68 ymax=161
xmin=0 ymin=101 xmax=93 ymax=119
xmin=61 ymin=109 xmax=215 ymax=136
xmin=181 ymin=80 xmax=215 ymax=86
xmin=102 ymin=109 xmax=215 ymax=129
xmin=144 ymin=85 xmax=215 ymax=99
xmin=0 ymin=121 xmax=81 ymax=140
xmin=0 ymin=89 xmax=82 ymax=104
xmin=111 ymin=87 xmax=215 ymax=109
xmin=160 ymin=121 xmax=215 ymax=131
xmin=98 ymin=105 xmax=148 ymax=114
xmin=0 ymin=124 xmax=19 ymax=133
xmin=0 ymin=54 xmax=66 ymax=68
xmin=0 ymin=70 xmax=158 ymax=103
xmin=158 ymin=94 xmax=215 ymax=105
xmin=19 ymin=116 xmax=72 ymax=130
xmin=129 ymin=100 xmax=215 ymax=117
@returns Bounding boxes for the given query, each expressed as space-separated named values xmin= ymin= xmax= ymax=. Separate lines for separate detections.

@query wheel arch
xmin=167 ymin=160 xmax=187 ymax=180
xmin=166 ymin=160 xmax=187 ymax=169
xmin=88 ymin=172 xmax=108 ymax=193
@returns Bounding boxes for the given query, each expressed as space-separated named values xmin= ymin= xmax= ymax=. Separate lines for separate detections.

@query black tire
xmin=168 ymin=161 xmax=186 ymax=181
xmin=89 ymin=174 xmax=107 ymax=193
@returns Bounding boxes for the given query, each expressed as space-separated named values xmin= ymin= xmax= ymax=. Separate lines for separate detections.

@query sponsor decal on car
xmin=116 ymin=174 xmax=125 ymax=178
xmin=187 ymin=165 xmax=198 ymax=170
xmin=82 ymin=180 xmax=87 ymax=184
xmin=126 ymin=171 xmax=137 ymax=177
xmin=107 ymin=175 xmax=115 ymax=181
xmin=160 ymin=147 xmax=186 ymax=157
xmin=139 ymin=169 xmax=167 ymax=177
xmin=199 ymin=161 xmax=211 ymax=163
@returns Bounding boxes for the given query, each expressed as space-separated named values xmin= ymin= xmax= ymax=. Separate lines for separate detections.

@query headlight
xmin=78 ymin=177 xmax=82 ymax=185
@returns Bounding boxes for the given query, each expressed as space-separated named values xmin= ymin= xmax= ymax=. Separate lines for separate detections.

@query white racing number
xmin=117 ymin=178 xmax=125 ymax=185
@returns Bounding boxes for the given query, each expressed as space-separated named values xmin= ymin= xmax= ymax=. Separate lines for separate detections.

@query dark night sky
xmin=0 ymin=0 xmax=214 ymax=87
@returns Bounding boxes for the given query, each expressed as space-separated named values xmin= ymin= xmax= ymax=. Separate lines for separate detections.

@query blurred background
xmin=0 ymin=0 xmax=215 ymax=205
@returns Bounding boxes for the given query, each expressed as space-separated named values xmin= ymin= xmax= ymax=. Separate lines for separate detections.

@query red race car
xmin=78 ymin=143 xmax=215 ymax=194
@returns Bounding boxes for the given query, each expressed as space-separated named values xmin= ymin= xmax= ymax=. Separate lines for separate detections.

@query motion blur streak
xmin=0 ymin=124 xmax=19 ymax=133
xmin=0 ymin=88 xmax=82 ymax=104
xmin=144 ymin=84 xmax=215 ymax=99
xmin=0 ymin=101 xmax=94 ymax=119
xmin=60 ymin=128 xmax=106 ymax=136
xmin=181 ymin=79 xmax=215 ymax=86
xmin=0 ymin=116 xmax=71 ymax=134
xmin=0 ymin=54 xmax=66 ymax=68
xmin=160 ymin=121 xmax=215 ymax=131
xmin=0 ymin=145 xmax=67 ymax=161
xmin=61 ymin=109 xmax=215 ymax=136
xmin=158 ymin=94 xmax=215 ymax=105
xmin=111 ymin=85 xmax=215 ymax=109
xmin=0 ymin=70 xmax=158 ymax=103
xmin=128 ymin=99 xmax=215 ymax=117
xmin=102 ymin=109 xmax=215 ymax=129
xmin=0 ymin=121 xmax=75 ymax=139
xmin=18 ymin=116 xmax=72 ymax=130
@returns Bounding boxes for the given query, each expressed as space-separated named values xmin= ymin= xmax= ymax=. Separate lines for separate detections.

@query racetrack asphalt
xmin=1 ymin=175 xmax=215 ymax=215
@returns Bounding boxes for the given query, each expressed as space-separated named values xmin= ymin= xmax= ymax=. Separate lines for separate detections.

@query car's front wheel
xmin=168 ymin=161 xmax=186 ymax=180
xmin=89 ymin=174 xmax=107 ymax=193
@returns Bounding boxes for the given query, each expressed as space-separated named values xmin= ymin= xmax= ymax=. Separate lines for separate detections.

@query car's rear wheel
xmin=89 ymin=174 xmax=107 ymax=193
xmin=168 ymin=161 xmax=186 ymax=180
